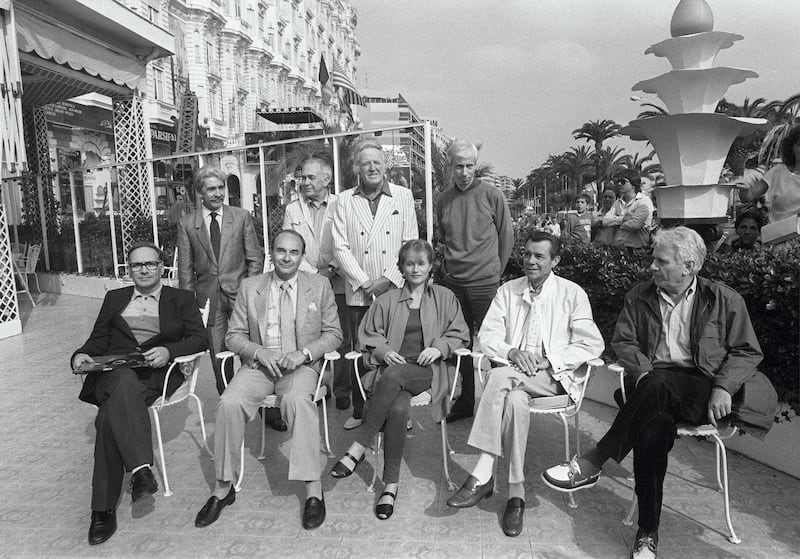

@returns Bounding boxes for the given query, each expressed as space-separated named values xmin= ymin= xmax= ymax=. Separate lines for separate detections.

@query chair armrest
xmin=314 ymin=352 xmax=340 ymax=401
xmin=218 ymin=351 xmax=236 ymax=389
xmin=608 ymin=363 xmax=627 ymax=403
xmin=172 ymin=351 xmax=206 ymax=364
xmin=345 ymin=351 xmax=367 ymax=401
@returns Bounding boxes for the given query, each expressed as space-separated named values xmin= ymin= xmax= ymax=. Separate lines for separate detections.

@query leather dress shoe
xmin=502 ymin=497 xmax=525 ymax=537
xmin=266 ymin=416 xmax=288 ymax=432
xmin=302 ymin=495 xmax=326 ymax=530
xmin=445 ymin=406 xmax=473 ymax=423
xmin=446 ymin=475 xmax=494 ymax=508
xmin=130 ymin=467 xmax=158 ymax=501
xmin=335 ymin=396 xmax=351 ymax=410
xmin=88 ymin=509 xmax=117 ymax=545
xmin=195 ymin=486 xmax=236 ymax=528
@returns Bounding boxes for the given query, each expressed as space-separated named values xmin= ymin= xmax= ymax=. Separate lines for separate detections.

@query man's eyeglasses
xmin=129 ymin=261 xmax=161 ymax=272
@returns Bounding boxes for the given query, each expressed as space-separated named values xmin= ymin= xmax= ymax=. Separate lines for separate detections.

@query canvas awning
xmin=257 ymin=107 xmax=324 ymax=125
xmin=14 ymin=0 xmax=174 ymax=108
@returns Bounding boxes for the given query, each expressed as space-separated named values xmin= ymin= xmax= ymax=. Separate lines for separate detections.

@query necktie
xmin=280 ymin=281 xmax=297 ymax=354
xmin=210 ymin=211 xmax=221 ymax=260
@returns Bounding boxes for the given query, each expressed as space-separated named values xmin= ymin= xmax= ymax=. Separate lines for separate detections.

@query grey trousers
xmin=213 ymin=365 xmax=323 ymax=482
xmin=467 ymin=366 xmax=564 ymax=484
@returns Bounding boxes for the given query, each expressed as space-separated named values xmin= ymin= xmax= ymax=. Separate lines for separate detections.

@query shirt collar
xmin=354 ymin=179 xmax=393 ymax=199
xmin=515 ymin=272 xmax=556 ymax=304
xmin=133 ymin=284 xmax=162 ymax=301
xmin=398 ymin=282 xmax=430 ymax=302
xmin=202 ymin=205 xmax=222 ymax=219
xmin=657 ymin=276 xmax=697 ymax=305
xmin=271 ymin=272 xmax=299 ymax=289
xmin=305 ymin=192 xmax=329 ymax=209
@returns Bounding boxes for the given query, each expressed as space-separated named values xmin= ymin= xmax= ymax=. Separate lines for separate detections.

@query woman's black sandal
xmin=330 ymin=452 xmax=364 ymax=478
xmin=375 ymin=489 xmax=397 ymax=520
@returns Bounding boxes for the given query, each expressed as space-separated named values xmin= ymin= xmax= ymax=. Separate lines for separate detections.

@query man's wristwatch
xmin=301 ymin=348 xmax=313 ymax=363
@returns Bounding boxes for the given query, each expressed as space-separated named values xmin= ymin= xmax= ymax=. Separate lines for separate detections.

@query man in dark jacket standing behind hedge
xmin=436 ymin=140 xmax=513 ymax=422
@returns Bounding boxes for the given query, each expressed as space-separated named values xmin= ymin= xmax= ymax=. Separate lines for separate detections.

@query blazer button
xmin=364 ymin=250 xmax=368 ymax=254
xmin=386 ymin=231 xmax=390 ymax=234
xmin=382 ymin=250 xmax=386 ymax=254
xmin=361 ymin=231 xmax=365 ymax=235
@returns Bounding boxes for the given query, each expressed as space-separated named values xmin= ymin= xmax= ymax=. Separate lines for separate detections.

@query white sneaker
xmin=343 ymin=417 xmax=363 ymax=430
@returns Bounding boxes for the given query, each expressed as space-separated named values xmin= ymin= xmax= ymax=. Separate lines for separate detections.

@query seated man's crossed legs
xmin=447 ymin=366 xmax=564 ymax=536
xmin=195 ymin=365 xmax=326 ymax=529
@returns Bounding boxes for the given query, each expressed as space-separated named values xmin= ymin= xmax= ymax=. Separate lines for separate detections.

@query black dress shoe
xmin=446 ymin=475 xmax=494 ymax=508
xmin=88 ymin=510 xmax=117 ymax=545
xmin=502 ymin=497 xmax=525 ymax=537
xmin=266 ymin=417 xmax=288 ymax=432
xmin=195 ymin=486 xmax=236 ymax=528
xmin=445 ymin=406 xmax=473 ymax=423
xmin=335 ymin=396 xmax=351 ymax=410
xmin=131 ymin=467 xmax=158 ymax=501
xmin=302 ymin=495 xmax=326 ymax=530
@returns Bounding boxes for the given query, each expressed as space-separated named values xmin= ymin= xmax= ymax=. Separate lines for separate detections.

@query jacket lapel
xmin=111 ymin=287 xmax=139 ymax=345
xmin=193 ymin=208 xmax=216 ymax=264
xmin=352 ymin=193 xmax=375 ymax=236
xmin=219 ymin=205 xmax=233 ymax=262
xmin=256 ymin=274 xmax=271 ymax=346
xmin=367 ymin=188 xmax=394 ymax=245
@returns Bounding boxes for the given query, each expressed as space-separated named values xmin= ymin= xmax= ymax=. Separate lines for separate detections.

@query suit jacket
xmin=332 ymin=182 xmax=418 ymax=306
xmin=177 ymin=204 xmax=263 ymax=305
xmin=74 ymin=286 xmax=208 ymax=406
xmin=283 ymin=193 xmax=344 ymax=293
xmin=225 ymin=271 xmax=343 ymax=372
xmin=478 ymin=274 xmax=605 ymax=401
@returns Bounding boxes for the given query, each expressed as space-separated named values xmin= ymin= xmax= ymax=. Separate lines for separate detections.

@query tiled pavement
xmin=1 ymin=292 xmax=799 ymax=558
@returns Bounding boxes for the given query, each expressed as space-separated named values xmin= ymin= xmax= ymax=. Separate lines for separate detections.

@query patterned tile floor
xmin=1 ymin=292 xmax=799 ymax=558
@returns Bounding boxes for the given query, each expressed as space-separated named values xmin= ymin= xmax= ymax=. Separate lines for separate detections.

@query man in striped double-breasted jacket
xmin=332 ymin=140 xmax=418 ymax=428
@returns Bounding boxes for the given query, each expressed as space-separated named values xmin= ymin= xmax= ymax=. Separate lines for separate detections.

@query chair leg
xmin=441 ymin=421 xmax=457 ymax=491
xmin=559 ymin=414 xmax=577 ymax=509
xmin=235 ymin=440 xmax=244 ymax=492
xmin=321 ymin=398 xmax=333 ymax=457
xmin=623 ymin=496 xmax=637 ymax=526
xmin=368 ymin=433 xmax=381 ymax=493
xmin=189 ymin=393 xmax=212 ymax=456
xmin=151 ymin=408 xmax=173 ymax=497
xmin=32 ymin=272 xmax=41 ymax=294
xmin=258 ymin=407 xmax=268 ymax=460
xmin=711 ymin=434 xmax=741 ymax=544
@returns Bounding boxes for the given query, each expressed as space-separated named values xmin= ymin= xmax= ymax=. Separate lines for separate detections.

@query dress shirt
xmin=353 ymin=180 xmax=393 ymax=217
xmin=264 ymin=273 xmax=298 ymax=351
xmin=653 ymin=278 xmax=696 ymax=369
xmin=201 ymin=205 xmax=223 ymax=237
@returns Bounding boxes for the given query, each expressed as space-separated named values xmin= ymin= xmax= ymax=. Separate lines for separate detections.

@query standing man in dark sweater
xmin=436 ymin=140 xmax=514 ymax=422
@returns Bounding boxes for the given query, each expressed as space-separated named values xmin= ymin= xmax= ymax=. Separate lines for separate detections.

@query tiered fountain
xmin=621 ymin=0 xmax=771 ymax=224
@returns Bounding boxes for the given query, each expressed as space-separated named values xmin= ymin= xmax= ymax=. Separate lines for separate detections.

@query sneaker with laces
xmin=541 ymin=455 xmax=601 ymax=492
xmin=631 ymin=529 xmax=658 ymax=559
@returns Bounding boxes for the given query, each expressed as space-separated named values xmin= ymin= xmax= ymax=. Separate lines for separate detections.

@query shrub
xmin=503 ymin=236 xmax=799 ymax=416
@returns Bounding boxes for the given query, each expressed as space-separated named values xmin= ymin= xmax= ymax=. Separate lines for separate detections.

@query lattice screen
xmin=0 ymin=185 xmax=21 ymax=338
xmin=113 ymin=95 xmax=152 ymax=258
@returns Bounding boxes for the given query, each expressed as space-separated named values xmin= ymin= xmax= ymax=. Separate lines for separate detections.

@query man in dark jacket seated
xmin=71 ymin=242 xmax=207 ymax=546
xmin=541 ymin=226 xmax=777 ymax=559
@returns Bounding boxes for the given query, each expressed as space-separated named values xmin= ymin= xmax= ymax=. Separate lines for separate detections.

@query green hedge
xmin=504 ymin=237 xmax=800 ymax=415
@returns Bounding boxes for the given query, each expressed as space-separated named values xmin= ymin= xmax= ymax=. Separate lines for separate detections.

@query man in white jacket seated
xmin=446 ymin=231 xmax=604 ymax=537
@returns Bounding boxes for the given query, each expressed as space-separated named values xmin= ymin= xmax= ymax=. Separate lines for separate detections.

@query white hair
xmin=652 ymin=226 xmax=707 ymax=272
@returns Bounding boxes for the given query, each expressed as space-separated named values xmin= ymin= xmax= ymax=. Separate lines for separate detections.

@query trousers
xmin=467 ymin=366 xmax=563 ymax=484
xmin=597 ymin=368 xmax=712 ymax=531
xmin=354 ymin=364 xmax=433 ymax=483
xmin=213 ymin=365 xmax=323 ymax=482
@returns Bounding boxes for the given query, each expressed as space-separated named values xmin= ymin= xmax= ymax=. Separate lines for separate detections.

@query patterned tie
xmin=280 ymin=281 xmax=297 ymax=354
xmin=209 ymin=211 xmax=221 ymax=260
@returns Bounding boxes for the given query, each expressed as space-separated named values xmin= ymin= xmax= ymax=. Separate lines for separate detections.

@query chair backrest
xmin=25 ymin=243 xmax=41 ymax=273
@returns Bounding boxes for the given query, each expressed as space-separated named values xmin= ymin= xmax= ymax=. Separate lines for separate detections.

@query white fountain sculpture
xmin=621 ymin=0 xmax=771 ymax=221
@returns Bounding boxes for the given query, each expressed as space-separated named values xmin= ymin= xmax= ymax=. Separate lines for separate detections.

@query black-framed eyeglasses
xmin=130 ymin=261 xmax=161 ymax=272
xmin=615 ymin=178 xmax=629 ymax=186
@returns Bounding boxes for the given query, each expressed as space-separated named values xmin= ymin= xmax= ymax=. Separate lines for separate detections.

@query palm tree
xmin=758 ymin=93 xmax=800 ymax=164
xmin=572 ymin=119 xmax=622 ymax=195
xmin=636 ymin=101 xmax=669 ymax=120
xmin=716 ymin=97 xmax=769 ymax=175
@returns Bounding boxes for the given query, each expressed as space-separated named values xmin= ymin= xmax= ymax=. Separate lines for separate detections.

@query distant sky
xmin=351 ymin=0 xmax=800 ymax=179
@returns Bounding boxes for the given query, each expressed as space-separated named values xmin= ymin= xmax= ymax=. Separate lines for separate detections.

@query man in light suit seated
xmin=446 ymin=231 xmax=604 ymax=537
xmin=194 ymin=230 xmax=343 ymax=530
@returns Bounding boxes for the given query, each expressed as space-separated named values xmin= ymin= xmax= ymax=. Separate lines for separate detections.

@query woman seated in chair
xmin=330 ymin=239 xmax=469 ymax=519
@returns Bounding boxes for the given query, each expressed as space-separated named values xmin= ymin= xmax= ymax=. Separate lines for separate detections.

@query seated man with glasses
xmin=72 ymin=242 xmax=207 ymax=546
xmin=601 ymin=170 xmax=654 ymax=250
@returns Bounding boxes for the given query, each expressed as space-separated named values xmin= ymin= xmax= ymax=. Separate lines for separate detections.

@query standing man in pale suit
xmin=333 ymin=140 xmax=418 ymax=428
xmin=194 ymin=230 xmax=342 ymax=530
xmin=176 ymin=167 xmax=264 ymax=394
xmin=283 ymin=153 xmax=352 ymax=411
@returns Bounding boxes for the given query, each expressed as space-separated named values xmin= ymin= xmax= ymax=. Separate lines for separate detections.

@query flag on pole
xmin=332 ymin=60 xmax=364 ymax=107
xmin=319 ymin=55 xmax=334 ymax=104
